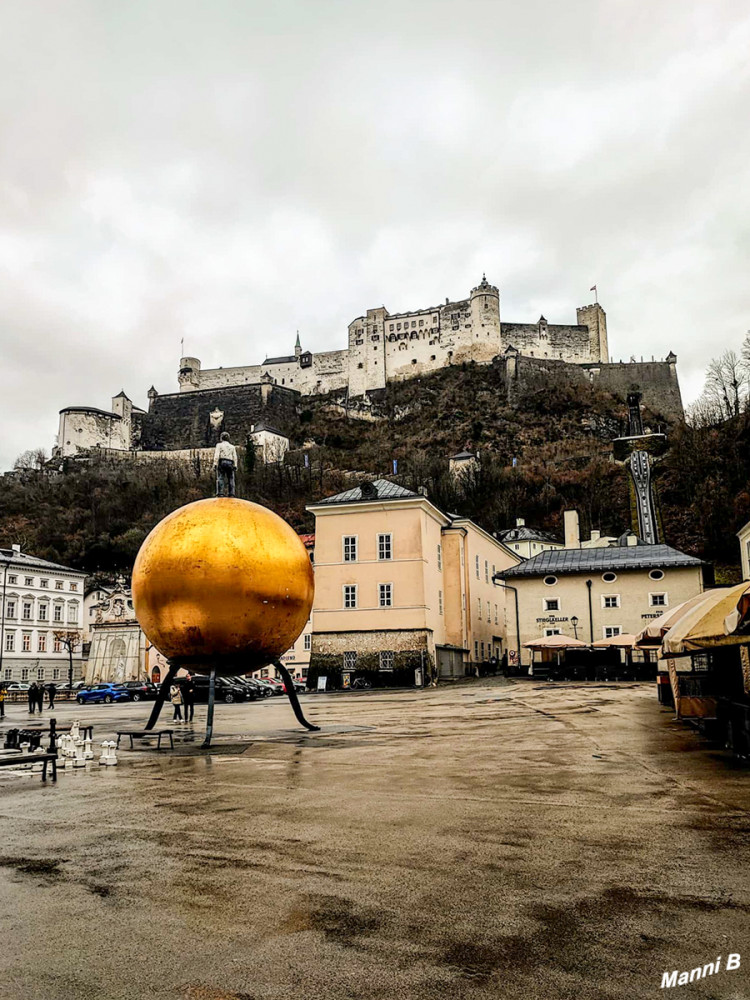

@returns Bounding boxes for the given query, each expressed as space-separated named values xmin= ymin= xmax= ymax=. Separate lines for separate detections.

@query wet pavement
xmin=1 ymin=680 xmax=750 ymax=999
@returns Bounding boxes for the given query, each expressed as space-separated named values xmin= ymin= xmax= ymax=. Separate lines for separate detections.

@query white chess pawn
xmin=104 ymin=741 xmax=118 ymax=766
xmin=72 ymin=739 xmax=86 ymax=767
xmin=83 ymin=735 xmax=94 ymax=760
xmin=71 ymin=721 xmax=80 ymax=741
xmin=98 ymin=741 xmax=110 ymax=765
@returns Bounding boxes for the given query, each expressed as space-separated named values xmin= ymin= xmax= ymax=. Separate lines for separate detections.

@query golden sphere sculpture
xmin=132 ymin=498 xmax=314 ymax=675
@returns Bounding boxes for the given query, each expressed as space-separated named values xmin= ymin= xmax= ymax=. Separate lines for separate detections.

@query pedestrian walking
xmin=36 ymin=683 xmax=45 ymax=713
xmin=182 ymin=674 xmax=195 ymax=723
xmin=0 ymin=683 xmax=5 ymax=720
xmin=47 ymin=682 xmax=57 ymax=710
xmin=28 ymin=682 xmax=38 ymax=714
xmin=170 ymin=683 xmax=183 ymax=722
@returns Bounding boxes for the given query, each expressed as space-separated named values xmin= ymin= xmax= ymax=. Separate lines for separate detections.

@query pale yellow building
xmin=306 ymin=480 xmax=520 ymax=683
xmin=498 ymin=543 xmax=705 ymax=669
xmin=738 ymin=520 xmax=750 ymax=581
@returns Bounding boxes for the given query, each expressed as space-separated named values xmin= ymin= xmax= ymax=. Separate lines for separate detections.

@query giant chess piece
xmin=132 ymin=497 xmax=318 ymax=745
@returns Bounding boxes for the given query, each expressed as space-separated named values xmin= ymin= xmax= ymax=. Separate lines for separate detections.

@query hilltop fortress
xmin=54 ymin=276 xmax=682 ymax=459
xmin=178 ymin=275 xmax=609 ymax=397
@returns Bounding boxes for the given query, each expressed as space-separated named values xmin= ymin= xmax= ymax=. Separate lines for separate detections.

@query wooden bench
xmin=0 ymin=751 xmax=57 ymax=782
xmin=116 ymin=729 xmax=174 ymax=751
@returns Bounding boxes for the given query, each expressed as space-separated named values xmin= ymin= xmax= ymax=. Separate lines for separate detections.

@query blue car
xmin=76 ymin=683 xmax=130 ymax=705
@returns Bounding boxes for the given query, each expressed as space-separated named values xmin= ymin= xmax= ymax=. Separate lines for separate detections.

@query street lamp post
xmin=571 ymin=615 xmax=579 ymax=640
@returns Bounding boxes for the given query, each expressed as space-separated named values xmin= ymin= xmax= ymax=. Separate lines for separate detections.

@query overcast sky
xmin=1 ymin=0 xmax=749 ymax=470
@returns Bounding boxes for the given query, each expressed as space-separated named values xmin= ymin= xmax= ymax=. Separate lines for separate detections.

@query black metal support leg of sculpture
xmin=274 ymin=660 xmax=320 ymax=732
xmin=145 ymin=662 xmax=178 ymax=731
xmin=202 ymin=669 xmax=216 ymax=748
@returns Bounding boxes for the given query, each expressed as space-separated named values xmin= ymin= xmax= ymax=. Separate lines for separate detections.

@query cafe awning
xmin=591 ymin=633 xmax=637 ymax=648
xmin=523 ymin=635 xmax=589 ymax=650
xmin=662 ymin=582 xmax=750 ymax=655
xmin=634 ymin=592 xmax=708 ymax=646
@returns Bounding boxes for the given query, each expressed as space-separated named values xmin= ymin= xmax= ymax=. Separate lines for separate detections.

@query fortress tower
xmin=469 ymin=274 xmax=501 ymax=362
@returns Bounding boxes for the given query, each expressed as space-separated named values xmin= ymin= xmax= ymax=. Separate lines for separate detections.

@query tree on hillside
xmin=13 ymin=448 xmax=49 ymax=471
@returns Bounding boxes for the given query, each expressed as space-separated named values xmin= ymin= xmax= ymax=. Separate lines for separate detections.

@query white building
xmin=0 ymin=545 xmax=86 ymax=683
xmin=494 ymin=518 xmax=563 ymax=560
xmin=250 ymin=423 xmax=290 ymax=464
xmin=85 ymin=582 xmax=148 ymax=685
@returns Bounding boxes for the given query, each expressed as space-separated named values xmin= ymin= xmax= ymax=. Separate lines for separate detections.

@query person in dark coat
xmin=36 ymin=683 xmax=45 ymax=713
xmin=47 ymin=683 xmax=57 ymax=710
xmin=28 ymin=682 xmax=38 ymax=714
xmin=182 ymin=674 xmax=195 ymax=723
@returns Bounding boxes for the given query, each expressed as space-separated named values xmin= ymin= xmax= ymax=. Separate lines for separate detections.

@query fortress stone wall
xmin=179 ymin=276 xmax=609 ymax=399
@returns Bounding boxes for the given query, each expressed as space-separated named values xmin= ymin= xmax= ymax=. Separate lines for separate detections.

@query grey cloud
xmin=1 ymin=0 xmax=749 ymax=468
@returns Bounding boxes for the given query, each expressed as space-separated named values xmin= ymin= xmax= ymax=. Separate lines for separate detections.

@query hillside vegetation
xmin=1 ymin=362 xmax=748 ymax=580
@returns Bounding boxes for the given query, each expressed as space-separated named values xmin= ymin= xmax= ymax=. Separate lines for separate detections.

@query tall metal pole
xmin=274 ymin=660 xmax=320 ymax=731
xmin=201 ymin=668 xmax=217 ymax=748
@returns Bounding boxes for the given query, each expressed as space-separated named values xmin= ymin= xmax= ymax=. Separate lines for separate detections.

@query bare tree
xmin=52 ymin=629 xmax=83 ymax=689
xmin=692 ymin=350 xmax=748 ymax=425
xmin=13 ymin=448 xmax=49 ymax=471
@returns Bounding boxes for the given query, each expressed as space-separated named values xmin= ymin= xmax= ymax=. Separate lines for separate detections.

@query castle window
xmin=410 ymin=332 xmax=418 ymax=340
xmin=430 ymin=355 xmax=436 ymax=361
xmin=411 ymin=321 xmax=416 ymax=328
xmin=357 ymin=363 xmax=363 ymax=369
xmin=397 ymin=323 xmax=401 ymax=331
xmin=419 ymin=319 xmax=424 ymax=326
xmin=389 ymin=324 xmax=394 ymax=331
xmin=388 ymin=334 xmax=396 ymax=342
xmin=411 ymin=359 xmax=417 ymax=364
xmin=372 ymin=334 xmax=380 ymax=342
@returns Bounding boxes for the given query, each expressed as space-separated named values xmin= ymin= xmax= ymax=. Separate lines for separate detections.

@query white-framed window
xmin=303 ymin=634 xmax=311 ymax=651
xmin=486 ymin=600 xmax=491 ymax=621
xmin=69 ymin=582 xmax=78 ymax=592
xmin=649 ymin=569 xmax=664 ymax=581
xmin=3 ymin=667 xmax=11 ymax=680
xmin=38 ymin=634 xmax=46 ymax=652
xmin=5 ymin=600 xmax=16 ymax=619
xmin=494 ymin=604 xmax=498 ymax=624
xmin=603 ymin=626 xmax=622 ymax=639
xmin=649 ymin=593 xmax=668 ymax=607
xmin=485 ymin=560 xmax=489 ymax=583
xmin=438 ymin=590 xmax=443 ymax=615
xmin=5 ymin=633 xmax=14 ymax=652
xmin=24 ymin=577 xmax=34 ymax=587
xmin=475 ymin=555 xmax=480 ymax=579
xmin=378 ymin=533 xmax=392 ymax=561
xmin=544 ymin=598 xmax=559 ymax=612
xmin=21 ymin=668 xmax=29 ymax=681
xmin=53 ymin=668 xmax=60 ymax=680
xmin=437 ymin=544 xmax=442 ymax=570
xmin=480 ymin=641 xmax=485 ymax=659
xmin=474 ymin=640 xmax=479 ymax=658
xmin=53 ymin=604 xmax=63 ymax=622
xmin=53 ymin=638 xmax=62 ymax=653
xmin=602 ymin=572 xmax=617 ymax=584
xmin=7 ymin=575 xmax=17 ymax=585
xmin=379 ymin=583 xmax=393 ymax=608
xmin=544 ymin=628 xmax=561 ymax=637
xmin=602 ymin=595 xmax=620 ymax=609
xmin=22 ymin=601 xmax=32 ymax=621
xmin=544 ymin=575 xmax=557 ymax=587
xmin=39 ymin=579 xmax=48 ymax=589
xmin=37 ymin=666 xmax=44 ymax=679
xmin=38 ymin=604 xmax=48 ymax=621
xmin=67 ymin=602 xmax=78 ymax=623
xmin=55 ymin=580 xmax=64 ymax=590
xmin=343 ymin=650 xmax=357 ymax=670
xmin=477 ymin=597 xmax=482 ymax=619
xmin=22 ymin=633 xmax=31 ymax=652
xmin=343 ymin=585 xmax=357 ymax=609
xmin=380 ymin=650 xmax=394 ymax=671
xmin=343 ymin=536 xmax=357 ymax=562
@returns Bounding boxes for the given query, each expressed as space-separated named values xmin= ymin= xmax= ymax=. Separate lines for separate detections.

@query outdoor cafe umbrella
xmin=523 ymin=635 xmax=589 ymax=650
xmin=634 ymin=593 xmax=708 ymax=647
xmin=591 ymin=634 xmax=637 ymax=648
xmin=662 ymin=582 xmax=750 ymax=655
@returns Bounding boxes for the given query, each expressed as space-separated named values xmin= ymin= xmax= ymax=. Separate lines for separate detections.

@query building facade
xmin=307 ymin=480 xmax=520 ymax=683
xmin=85 ymin=583 xmax=148 ymax=685
xmin=497 ymin=544 xmax=705 ymax=668
xmin=494 ymin=518 xmax=563 ymax=560
xmin=0 ymin=546 xmax=86 ymax=683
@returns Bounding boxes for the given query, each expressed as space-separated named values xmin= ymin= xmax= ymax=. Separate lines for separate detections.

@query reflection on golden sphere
xmin=132 ymin=498 xmax=313 ymax=675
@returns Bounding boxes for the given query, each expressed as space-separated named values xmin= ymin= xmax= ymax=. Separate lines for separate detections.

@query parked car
xmin=76 ymin=683 xmax=131 ymax=705
xmin=242 ymin=677 xmax=272 ymax=697
xmin=190 ymin=676 xmax=249 ymax=704
xmin=57 ymin=681 xmax=87 ymax=692
xmin=6 ymin=682 xmax=30 ymax=692
xmin=119 ymin=681 xmax=158 ymax=702
xmin=256 ymin=678 xmax=284 ymax=696
xmin=230 ymin=678 xmax=262 ymax=700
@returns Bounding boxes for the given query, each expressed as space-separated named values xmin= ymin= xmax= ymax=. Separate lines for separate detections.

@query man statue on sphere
xmin=214 ymin=431 xmax=238 ymax=498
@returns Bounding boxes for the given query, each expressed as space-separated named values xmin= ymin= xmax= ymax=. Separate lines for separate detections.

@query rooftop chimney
xmin=564 ymin=510 xmax=580 ymax=549
xmin=516 ymin=517 xmax=526 ymax=527
xmin=627 ymin=533 xmax=638 ymax=547
xmin=418 ymin=486 xmax=428 ymax=496
xmin=590 ymin=530 xmax=601 ymax=542
xmin=11 ymin=544 xmax=21 ymax=554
